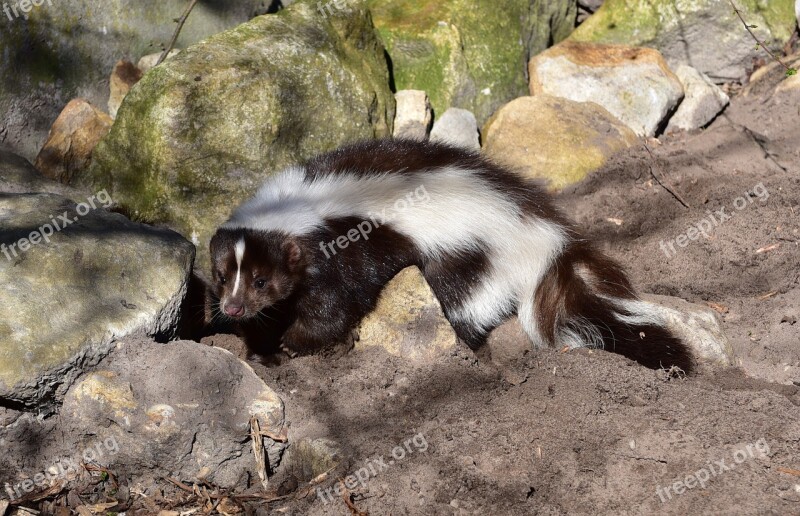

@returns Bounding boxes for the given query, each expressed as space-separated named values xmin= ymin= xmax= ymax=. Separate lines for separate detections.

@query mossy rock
xmin=569 ymin=0 xmax=797 ymax=82
xmin=369 ymin=0 xmax=577 ymax=124
xmin=82 ymin=1 xmax=394 ymax=266
xmin=482 ymin=95 xmax=638 ymax=190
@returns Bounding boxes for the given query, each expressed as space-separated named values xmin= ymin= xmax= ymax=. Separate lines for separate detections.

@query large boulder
xmin=0 ymin=0 xmax=271 ymax=161
xmin=0 ymin=339 xmax=287 ymax=492
xmin=81 ymin=1 xmax=394 ymax=264
xmin=569 ymin=0 xmax=797 ymax=83
xmin=368 ymin=0 xmax=577 ymax=124
xmin=482 ymin=95 xmax=638 ymax=190
xmin=0 ymin=193 xmax=194 ymax=409
xmin=528 ymin=41 xmax=684 ymax=137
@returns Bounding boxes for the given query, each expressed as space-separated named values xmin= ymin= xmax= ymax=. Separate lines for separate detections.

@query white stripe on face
xmin=232 ymin=237 xmax=246 ymax=296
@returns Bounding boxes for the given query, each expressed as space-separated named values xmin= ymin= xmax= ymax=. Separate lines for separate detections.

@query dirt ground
xmin=187 ymin=74 xmax=800 ymax=515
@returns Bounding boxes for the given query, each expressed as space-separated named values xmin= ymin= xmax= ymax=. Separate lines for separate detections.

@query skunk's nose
xmin=224 ymin=302 xmax=245 ymax=318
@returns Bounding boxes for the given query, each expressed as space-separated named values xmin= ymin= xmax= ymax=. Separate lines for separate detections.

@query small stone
xmin=33 ymin=99 xmax=113 ymax=184
xmin=393 ymin=90 xmax=432 ymax=140
xmin=137 ymin=50 xmax=181 ymax=73
xmin=528 ymin=41 xmax=684 ymax=137
xmin=108 ymin=60 xmax=144 ymax=119
xmin=429 ymin=108 xmax=480 ymax=151
xmin=666 ymin=65 xmax=729 ymax=132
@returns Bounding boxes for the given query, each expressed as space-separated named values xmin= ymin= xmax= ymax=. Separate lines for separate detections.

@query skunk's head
xmin=209 ymin=228 xmax=306 ymax=320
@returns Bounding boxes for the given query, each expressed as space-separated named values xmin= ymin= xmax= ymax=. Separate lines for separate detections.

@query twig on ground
xmin=250 ymin=416 xmax=270 ymax=490
xmin=339 ymin=480 xmax=368 ymax=516
xmin=755 ymin=243 xmax=780 ymax=254
xmin=704 ymin=301 xmax=729 ymax=314
xmin=642 ymin=143 xmax=690 ymax=209
xmin=756 ymin=291 xmax=778 ymax=300
xmin=777 ymin=466 xmax=800 ymax=477
xmin=728 ymin=0 xmax=797 ymax=77
xmin=157 ymin=0 xmax=199 ymax=66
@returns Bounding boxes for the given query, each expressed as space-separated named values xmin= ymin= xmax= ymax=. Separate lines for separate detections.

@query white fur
xmin=232 ymin=237 xmax=245 ymax=296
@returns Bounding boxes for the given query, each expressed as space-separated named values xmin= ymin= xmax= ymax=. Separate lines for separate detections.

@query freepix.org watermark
xmin=3 ymin=0 xmax=53 ymax=21
xmin=1 ymin=189 xmax=113 ymax=262
xmin=655 ymin=438 xmax=770 ymax=503
xmin=4 ymin=436 xmax=119 ymax=501
xmin=317 ymin=432 xmax=428 ymax=504
xmin=318 ymin=185 xmax=430 ymax=259
xmin=317 ymin=0 xmax=348 ymax=18
xmin=659 ymin=183 xmax=769 ymax=258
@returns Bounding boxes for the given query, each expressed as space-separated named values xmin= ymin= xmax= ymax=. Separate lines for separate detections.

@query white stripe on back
xmin=222 ymin=164 xmax=568 ymax=332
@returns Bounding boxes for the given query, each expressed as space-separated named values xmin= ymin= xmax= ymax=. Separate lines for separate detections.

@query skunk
xmin=209 ymin=139 xmax=693 ymax=372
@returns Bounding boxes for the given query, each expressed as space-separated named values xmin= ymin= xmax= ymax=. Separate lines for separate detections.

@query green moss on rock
xmin=82 ymin=1 xmax=394 ymax=266
xmin=369 ymin=0 xmax=577 ymax=123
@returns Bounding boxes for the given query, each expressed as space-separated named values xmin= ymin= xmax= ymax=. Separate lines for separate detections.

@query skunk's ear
xmin=282 ymin=238 xmax=305 ymax=272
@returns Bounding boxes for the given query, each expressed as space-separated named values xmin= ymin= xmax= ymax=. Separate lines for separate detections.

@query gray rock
xmin=0 ymin=339 xmax=287 ymax=492
xmin=0 ymin=1 xmax=271 ymax=162
xmin=0 ymin=150 xmax=84 ymax=200
xmin=528 ymin=41 xmax=684 ymax=137
xmin=393 ymin=90 xmax=432 ymax=140
xmin=429 ymin=108 xmax=480 ymax=151
xmin=641 ymin=294 xmax=735 ymax=369
xmin=666 ymin=65 xmax=730 ymax=132
xmin=0 ymin=193 xmax=194 ymax=408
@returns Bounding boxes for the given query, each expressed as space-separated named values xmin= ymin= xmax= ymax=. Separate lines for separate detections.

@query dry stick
xmin=339 ymin=481 xmax=368 ymax=516
xmin=642 ymin=143 xmax=690 ymax=209
xmin=250 ymin=416 xmax=270 ymax=490
xmin=728 ymin=0 xmax=797 ymax=77
xmin=156 ymin=0 xmax=200 ymax=66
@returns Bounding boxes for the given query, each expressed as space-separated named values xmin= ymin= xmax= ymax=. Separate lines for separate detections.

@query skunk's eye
xmin=219 ymin=276 xmax=226 ymax=285
xmin=254 ymin=279 xmax=267 ymax=289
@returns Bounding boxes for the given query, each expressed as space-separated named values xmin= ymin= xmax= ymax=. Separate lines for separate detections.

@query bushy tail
xmin=532 ymin=240 xmax=693 ymax=373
